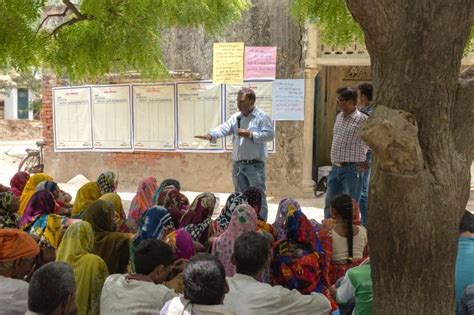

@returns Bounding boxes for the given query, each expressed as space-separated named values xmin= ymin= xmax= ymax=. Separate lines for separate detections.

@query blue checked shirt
xmin=209 ymin=107 xmax=274 ymax=161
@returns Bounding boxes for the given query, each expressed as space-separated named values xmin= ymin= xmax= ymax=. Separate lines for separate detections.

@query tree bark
xmin=345 ymin=1 xmax=474 ymax=313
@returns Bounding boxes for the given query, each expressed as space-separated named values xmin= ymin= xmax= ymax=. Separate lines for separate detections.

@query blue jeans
xmin=232 ymin=161 xmax=268 ymax=221
xmin=324 ymin=164 xmax=363 ymax=219
xmin=358 ymin=168 xmax=370 ymax=227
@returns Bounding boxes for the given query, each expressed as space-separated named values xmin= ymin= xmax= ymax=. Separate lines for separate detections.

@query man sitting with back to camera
xmin=224 ymin=231 xmax=331 ymax=314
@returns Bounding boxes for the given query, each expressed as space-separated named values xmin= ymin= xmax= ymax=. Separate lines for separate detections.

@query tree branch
xmin=454 ymin=66 xmax=474 ymax=155
xmin=358 ymin=106 xmax=424 ymax=175
xmin=50 ymin=0 xmax=89 ymax=37
xmin=62 ymin=0 xmax=85 ymax=19
xmin=36 ymin=7 xmax=69 ymax=33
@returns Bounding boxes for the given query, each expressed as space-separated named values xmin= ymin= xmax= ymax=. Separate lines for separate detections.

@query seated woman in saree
xmin=18 ymin=173 xmax=53 ymax=217
xmin=71 ymin=171 xmax=118 ymax=218
xmin=0 ymin=191 xmax=20 ymax=229
xmin=82 ymin=199 xmax=130 ymax=275
xmin=9 ymin=171 xmax=30 ymax=197
xmin=178 ymin=193 xmax=216 ymax=246
xmin=156 ymin=187 xmax=190 ymax=227
xmin=130 ymin=205 xmax=175 ymax=272
xmin=19 ymin=190 xmax=68 ymax=249
xmin=243 ymin=187 xmax=273 ymax=236
xmin=212 ymin=204 xmax=257 ymax=277
xmin=273 ymin=198 xmax=302 ymax=242
xmin=152 ymin=178 xmax=182 ymax=204
xmin=126 ymin=177 xmax=158 ymax=232
xmin=99 ymin=193 xmax=129 ymax=233
xmin=318 ymin=194 xmax=368 ymax=286
xmin=211 ymin=192 xmax=247 ymax=237
xmin=271 ymin=208 xmax=326 ymax=295
xmin=56 ymin=221 xmax=109 ymax=315
xmin=36 ymin=180 xmax=72 ymax=216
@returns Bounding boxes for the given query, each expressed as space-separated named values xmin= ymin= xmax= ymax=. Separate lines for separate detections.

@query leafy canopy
xmin=291 ymin=0 xmax=474 ymax=50
xmin=0 ymin=0 xmax=250 ymax=80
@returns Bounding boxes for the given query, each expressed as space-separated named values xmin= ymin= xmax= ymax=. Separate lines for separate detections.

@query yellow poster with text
xmin=213 ymin=42 xmax=244 ymax=84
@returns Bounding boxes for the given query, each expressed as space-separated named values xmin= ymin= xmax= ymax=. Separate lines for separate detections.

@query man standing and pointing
xmin=195 ymin=87 xmax=274 ymax=221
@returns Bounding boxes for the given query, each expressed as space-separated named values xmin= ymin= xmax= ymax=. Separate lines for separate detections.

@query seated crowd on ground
xmin=0 ymin=171 xmax=472 ymax=315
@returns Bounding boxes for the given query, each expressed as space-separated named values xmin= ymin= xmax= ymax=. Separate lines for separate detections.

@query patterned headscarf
xmin=96 ymin=171 xmax=117 ymax=194
xmin=212 ymin=205 xmax=257 ymax=276
xmin=152 ymin=179 xmax=181 ymax=204
xmin=100 ymin=193 xmax=129 ymax=233
xmin=164 ymin=229 xmax=196 ymax=260
xmin=127 ymin=177 xmax=158 ymax=231
xmin=19 ymin=190 xmax=56 ymax=229
xmin=0 ymin=192 xmax=19 ymax=229
xmin=36 ymin=181 xmax=58 ymax=193
xmin=130 ymin=206 xmax=175 ymax=271
xmin=271 ymin=209 xmax=324 ymax=295
xmin=243 ymin=187 xmax=262 ymax=215
xmin=273 ymin=198 xmax=302 ymax=242
xmin=178 ymin=193 xmax=216 ymax=244
xmin=213 ymin=193 xmax=247 ymax=234
xmin=156 ymin=187 xmax=189 ymax=226
xmin=10 ymin=172 xmax=29 ymax=197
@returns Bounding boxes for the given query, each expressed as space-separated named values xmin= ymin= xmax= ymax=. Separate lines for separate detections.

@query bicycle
xmin=18 ymin=140 xmax=45 ymax=173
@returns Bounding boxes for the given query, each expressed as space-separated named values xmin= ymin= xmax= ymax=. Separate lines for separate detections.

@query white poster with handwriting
xmin=53 ymin=87 xmax=93 ymax=150
xmin=91 ymin=85 xmax=132 ymax=150
xmin=272 ymin=79 xmax=305 ymax=120
xmin=225 ymin=81 xmax=275 ymax=152
xmin=132 ymin=84 xmax=175 ymax=150
xmin=177 ymin=82 xmax=223 ymax=150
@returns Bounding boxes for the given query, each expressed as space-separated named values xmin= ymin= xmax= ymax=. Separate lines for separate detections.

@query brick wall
xmin=40 ymin=0 xmax=307 ymax=196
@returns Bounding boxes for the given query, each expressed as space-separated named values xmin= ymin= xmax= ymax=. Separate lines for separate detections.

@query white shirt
xmin=224 ymin=273 xmax=331 ymax=315
xmin=100 ymin=274 xmax=178 ymax=315
xmin=332 ymin=226 xmax=368 ymax=261
xmin=161 ymin=297 xmax=236 ymax=315
xmin=330 ymin=110 xmax=369 ymax=163
xmin=0 ymin=276 xmax=29 ymax=315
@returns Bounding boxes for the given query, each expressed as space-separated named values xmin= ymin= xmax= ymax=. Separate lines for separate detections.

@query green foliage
xmin=291 ymin=0 xmax=474 ymax=52
xmin=0 ymin=0 xmax=44 ymax=69
xmin=290 ymin=0 xmax=364 ymax=46
xmin=1 ymin=0 xmax=250 ymax=80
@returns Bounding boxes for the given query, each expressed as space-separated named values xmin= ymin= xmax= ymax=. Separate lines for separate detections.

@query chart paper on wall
xmin=225 ymin=81 xmax=275 ymax=152
xmin=132 ymin=84 xmax=175 ymax=150
xmin=91 ymin=85 xmax=132 ymax=150
xmin=177 ymin=82 xmax=223 ymax=151
xmin=53 ymin=86 xmax=93 ymax=151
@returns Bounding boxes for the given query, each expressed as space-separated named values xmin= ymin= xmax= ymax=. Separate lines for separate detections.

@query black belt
xmin=333 ymin=162 xmax=357 ymax=167
xmin=237 ymin=159 xmax=261 ymax=164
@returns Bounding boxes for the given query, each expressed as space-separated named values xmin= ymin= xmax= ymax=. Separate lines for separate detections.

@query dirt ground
xmin=0 ymin=119 xmax=42 ymax=140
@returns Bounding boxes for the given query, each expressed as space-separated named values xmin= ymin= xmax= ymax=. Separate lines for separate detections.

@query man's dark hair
xmin=238 ymin=87 xmax=256 ymax=103
xmin=336 ymin=86 xmax=357 ymax=103
xmin=183 ymin=253 xmax=226 ymax=305
xmin=460 ymin=210 xmax=474 ymax=233
xmin=234 ymin=231 xmax=270 ymax=275
xmin=358 ymin=83 xmax=373 ymax=101
xmin=28 ymin=262 xmax=75 ymax=315
xmin=135 ymin=239 xmax=174 ymax=274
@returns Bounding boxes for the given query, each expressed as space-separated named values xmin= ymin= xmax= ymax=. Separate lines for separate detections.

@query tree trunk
xmin=345 ymin=1 xmax=474 ymax=313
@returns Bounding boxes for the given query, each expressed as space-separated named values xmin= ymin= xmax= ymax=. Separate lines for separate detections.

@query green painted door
xmin=17 ymin=88 xmax=29 ymax=119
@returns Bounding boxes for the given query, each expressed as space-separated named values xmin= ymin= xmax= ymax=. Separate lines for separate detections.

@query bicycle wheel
xmin=18 ymin=154 xmax=40 ymax=173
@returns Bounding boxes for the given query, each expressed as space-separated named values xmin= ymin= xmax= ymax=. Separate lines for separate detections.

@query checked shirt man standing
xmin=324 ymin=87 xmax=369 ymax=219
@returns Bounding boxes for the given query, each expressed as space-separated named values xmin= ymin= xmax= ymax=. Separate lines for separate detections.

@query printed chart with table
xmin=132 ymin=84 xmax=175 ymax=150
xmin=91 ymin=85 xmax=132 ymax=150
xmin=177 ymin=82 xmax=223 ymax=150
xmin=53 ymin=87 xmax=93 ymax=150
